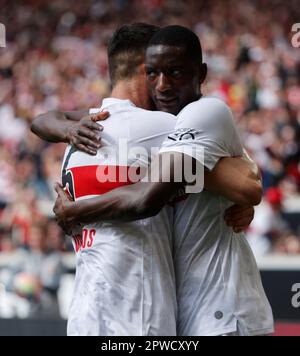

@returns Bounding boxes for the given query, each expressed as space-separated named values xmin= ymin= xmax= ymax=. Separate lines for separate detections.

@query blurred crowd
xmin=0 ymin=0 xmax=300 ymax=318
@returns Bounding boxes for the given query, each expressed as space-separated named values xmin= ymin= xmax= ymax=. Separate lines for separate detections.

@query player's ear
xmin=139 ymin=63 xmax=147 ymax=76
xmin=199 ymin=63 xmax=207 ymax=84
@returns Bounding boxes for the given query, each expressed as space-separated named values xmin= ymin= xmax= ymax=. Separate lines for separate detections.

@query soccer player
xmin=31 ymin=25 xmax=270 ymax=336
xmin=48 ymin=23 xmax=179 ymax=336
xmin=142 ymin=27 xmax=274 ymax=336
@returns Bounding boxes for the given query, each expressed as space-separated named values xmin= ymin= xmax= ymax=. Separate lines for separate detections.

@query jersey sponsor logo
xmin=168 ymin=128 xmax=198 ymax=142
xmin=72 ymin=228 xmax=96 ymax=253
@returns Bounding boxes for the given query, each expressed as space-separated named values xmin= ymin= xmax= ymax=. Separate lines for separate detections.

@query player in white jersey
xmin=61 ymin=24 xmax=181 ymax=336
xmin=159 ymin=98 xmax=273 ymax=336
xmin=63 ymin=98 xmax=178 ymax=336
xmin=145 ymin=26 xmax=272 ymax=335
xmin=31 ymin=24 xmax=178 ymax=336
xmin=47 ymin=26 xmax=273 ymax=336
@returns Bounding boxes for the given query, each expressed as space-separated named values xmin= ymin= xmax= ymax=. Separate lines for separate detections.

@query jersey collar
xmin=101 ymin=98 xmax=136 ymax=109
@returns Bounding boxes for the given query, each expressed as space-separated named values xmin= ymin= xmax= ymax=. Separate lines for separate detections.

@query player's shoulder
xmin=128 ymin=108 xmax=176 ymax=143
xmin=179 ymin=97 xmax=234 ymax=128
xmin=128 ymin=108 xmax=177 ymax=132
xmin=133 ymin=107 xmax=176 ymax=121
xmin=182 ymin=97 xmax=232 ymax=116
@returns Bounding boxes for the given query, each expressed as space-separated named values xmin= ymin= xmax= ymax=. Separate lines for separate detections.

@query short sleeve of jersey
xmin=159 ymin=98 xmax=244 ymax=171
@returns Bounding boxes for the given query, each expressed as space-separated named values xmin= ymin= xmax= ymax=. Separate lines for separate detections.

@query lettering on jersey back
xmin=73 ymin=229 xmax=96 ymax=253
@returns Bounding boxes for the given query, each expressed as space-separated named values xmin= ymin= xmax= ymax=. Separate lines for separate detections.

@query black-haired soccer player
xmin=32 ymin=25 xmax=273 ymax=336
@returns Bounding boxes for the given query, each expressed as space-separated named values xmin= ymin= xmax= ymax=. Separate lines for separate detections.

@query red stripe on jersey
xmin=68 ymin=165 xmax=141 ymax=199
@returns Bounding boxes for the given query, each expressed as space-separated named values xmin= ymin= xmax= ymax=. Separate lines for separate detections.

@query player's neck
xmin=111 ymin=80 xmax=151 ymax=110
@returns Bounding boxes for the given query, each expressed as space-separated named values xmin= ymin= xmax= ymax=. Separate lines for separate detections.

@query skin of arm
xmin=205 ymin=153 xmax=262 ymax=207
xmin=31 ymin=110 xmax=89 ymax=143
xmin=31 ymin=110 xmax=109 ymax=155
xmin=54 ymin=152 xmax=262 ymax=227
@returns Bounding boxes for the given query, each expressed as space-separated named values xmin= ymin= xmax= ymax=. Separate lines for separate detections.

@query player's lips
xmin=155 ymin=97 xmax=178 ymax=105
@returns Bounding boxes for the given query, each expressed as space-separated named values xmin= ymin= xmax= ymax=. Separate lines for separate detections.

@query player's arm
xmin=54 ymin=149 xmax=260 ymax=227
xmin=205 ymin=153 xmax=262 ymax=206
xmin=31 ymin=110 xmax=89 ymax=142
xmin=54 ymin=152 xmax=186 ymax=226
xmin=31 ymin=110 xmax=109 ymax=155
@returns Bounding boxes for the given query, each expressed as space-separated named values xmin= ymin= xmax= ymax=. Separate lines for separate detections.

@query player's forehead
xmin=145 ymin=45 xmax=187 ymax=68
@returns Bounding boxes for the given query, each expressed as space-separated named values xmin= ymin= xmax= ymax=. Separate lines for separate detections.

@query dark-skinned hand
xmin=224 ymin=204 xmax=255 ymax=233
xmin=66 ymin=111 xmax=109 ymax=155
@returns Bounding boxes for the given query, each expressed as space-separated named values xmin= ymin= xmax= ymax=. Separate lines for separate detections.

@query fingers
xmin=74 ymin=143 xmax=98 ymax=156
xmin=67 ymin=114 xmax=107 ymax=156
xmin=75 ymin=129 xmax=101 ymax=149
xmin=70 ymin=130 xmax=101 ymax=155
xmin=91 ymin=111 xmax=109 ymax=122
xmin=228 ymin=216 xmax=254 ymax=227
xmin=72 ymin=117 xmax=104 ymax=154
xmin=53 ymin=201 xmax=60 ymax=218
xmin=54 ymin=183 xmax=71 ymax=201
xmin=224 ymin=205 xmax=255 ymax=231
xmin=54 ymin=182 xmax=64 ymax=194
xmin=225 ymin=214 xmax=254 ymax=227
xmin=233 ymin=226 xmax=249 ymax=233
xmin=225 ymin=204 xmax=247 ymax=216
xmin=76 ymin=124 xmax=101 ymax=147
xmin=82 ymin=119 xmax=103 ymax=133
xmin=225 ymin=205 xmax=254 ymax=220
xmin=225 ymin=210 xmax=253 ymax=224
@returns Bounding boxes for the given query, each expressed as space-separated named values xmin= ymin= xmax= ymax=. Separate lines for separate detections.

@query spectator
xmin=247 ymin=187 xmax=300 ymax=257
xmin=6 ymin=222 xmax=64 ymax=319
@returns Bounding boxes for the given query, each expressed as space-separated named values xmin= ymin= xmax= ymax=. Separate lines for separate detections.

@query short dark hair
xmin=148 ymin=25 xmax=203 ymax=63
xmin=108 ymin=23 xmax=160 ymax=87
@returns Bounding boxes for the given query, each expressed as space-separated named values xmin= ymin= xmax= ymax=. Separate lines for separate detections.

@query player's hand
xmin=224 ymin=205 xmax=255 ymax=233
xmin=66 ymin=111 xmax=109 ymax=155
xmin=53 ymin=183 xmax=75 ymax=234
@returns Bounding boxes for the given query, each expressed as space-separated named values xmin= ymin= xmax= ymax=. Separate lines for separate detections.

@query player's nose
xmin=156 ymin=73 xmax=172 ymax=92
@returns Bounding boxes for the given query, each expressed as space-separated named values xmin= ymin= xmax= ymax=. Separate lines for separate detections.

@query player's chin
xmin=155 ymin=100 xmax=179 ymax=115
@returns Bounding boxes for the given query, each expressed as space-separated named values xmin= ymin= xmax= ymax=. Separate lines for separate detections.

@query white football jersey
xmin=160 ymin=97 xmax=274 ymax=336
xmin=63 ymin=98 xmax=177 ymax=336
